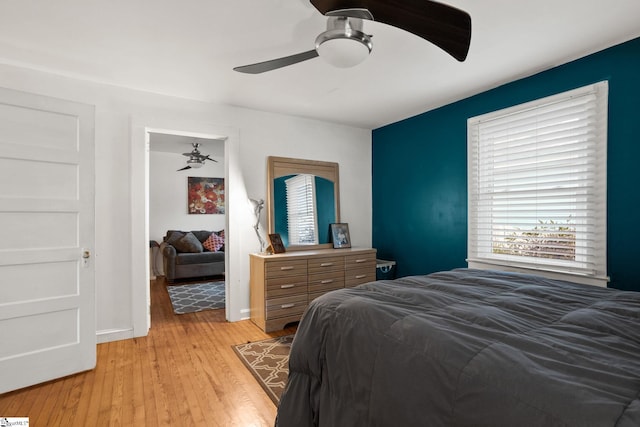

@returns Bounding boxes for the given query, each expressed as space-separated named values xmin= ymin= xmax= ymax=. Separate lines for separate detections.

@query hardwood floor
xmin=0 ymin=278 xmax=296 ymax=426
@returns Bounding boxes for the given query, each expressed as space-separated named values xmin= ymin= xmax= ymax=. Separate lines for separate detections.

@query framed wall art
xmin=188 ymin=177 xmax=225 ymax=214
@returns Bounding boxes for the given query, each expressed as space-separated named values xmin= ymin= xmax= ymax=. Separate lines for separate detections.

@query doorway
xmin=131 ymin=117 xmax=243 ymax=337
xmin=148 ymin=132 xmax=226 ymax=317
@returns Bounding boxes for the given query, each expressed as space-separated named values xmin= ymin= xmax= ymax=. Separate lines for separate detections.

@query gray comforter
xmin=275 ymin=269 xmax=640 ymax=427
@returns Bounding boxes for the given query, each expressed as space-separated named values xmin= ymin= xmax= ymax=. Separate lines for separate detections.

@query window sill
xmin=467 ymin=260 xmax=609 ymax=288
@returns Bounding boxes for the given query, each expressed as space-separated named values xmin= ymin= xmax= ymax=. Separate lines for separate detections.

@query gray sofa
xmin=160 ymin=230 xmax=225 ymax=283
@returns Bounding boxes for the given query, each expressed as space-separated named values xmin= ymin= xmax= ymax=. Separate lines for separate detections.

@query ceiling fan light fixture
xmin=315 ymin=16 xmax=372 ymax=69
xmin=316 ymin=36 xmax=371 ymax=68
xmin=187 ymin=158 xmax=204 ymax=168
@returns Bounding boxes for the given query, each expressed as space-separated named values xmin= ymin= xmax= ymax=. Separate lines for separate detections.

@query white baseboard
xmin=97 ymin=328 xmax=134 ymax=344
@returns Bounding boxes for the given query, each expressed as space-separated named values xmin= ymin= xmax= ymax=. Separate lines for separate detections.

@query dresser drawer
xmin=308 ymin=270 xmax=345 ymax=294
xmin=266 ymin=275 xmax=307 ymax=298
xmin=345 ymin=266 xmax=376 ymax=287
xmin=266 ymin=294 xmax=308 ymax=319
xmin=265 ymin=259 xmax=308 ymax=278
xmin=345 ymin=252 xmax=377 ymax=270
xmin=308 ymin=256 xmax=343 ymax=273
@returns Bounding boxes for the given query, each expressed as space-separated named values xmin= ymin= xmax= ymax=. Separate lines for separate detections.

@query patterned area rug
xmin=166 ymin=281 xmax=225 ymax=314
xmin=232 ymin=335 xmax=294 ymax=405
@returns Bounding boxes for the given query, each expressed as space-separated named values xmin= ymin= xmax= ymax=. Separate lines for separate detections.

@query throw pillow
xmin=165 ymin=230 xmax=185 ymax=245
xmin=192 ymin=230 xmax=212 ymax=243
xmin=173 ymin=231 xmax=204 ymax=253
xmin=203 ymin=232 xmax=225 ymax=252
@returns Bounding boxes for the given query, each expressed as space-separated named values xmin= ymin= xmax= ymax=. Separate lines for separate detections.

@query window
xmin=285 ymin=174 xmax=319 ymax=245
xmin=467 ymin=82 xmax=608 ymax=286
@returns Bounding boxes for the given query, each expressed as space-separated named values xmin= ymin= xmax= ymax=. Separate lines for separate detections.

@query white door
xmin=0 ymin=87 xmax=95 ymax=393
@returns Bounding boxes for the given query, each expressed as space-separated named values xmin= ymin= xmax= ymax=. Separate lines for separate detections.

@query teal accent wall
xmin=315 ymin=176 xmax=336 ymax=243
xmin=372 ymin=37 xmax=640 ymax=291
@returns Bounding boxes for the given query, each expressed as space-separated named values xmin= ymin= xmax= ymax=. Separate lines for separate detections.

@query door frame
xmin=130 ymin=116 xmax=241 ymax=336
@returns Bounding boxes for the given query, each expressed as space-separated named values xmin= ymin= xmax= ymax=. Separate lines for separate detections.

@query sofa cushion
xmin=174 ymin=251 xmax=225 ymax=265
xmin=165 ymin=230 xmax=185 ymax=245
xmin=192 ymin=230 xmax=213 ymax=243
xmin=173 ymin=232 xmax=203 ymax=253
xmin=203 ymin=232 xmax=225 ymax=252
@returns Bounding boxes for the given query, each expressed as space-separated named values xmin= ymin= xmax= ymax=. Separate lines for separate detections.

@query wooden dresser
xmin=249 ymin=248 xmax=377 ymax=332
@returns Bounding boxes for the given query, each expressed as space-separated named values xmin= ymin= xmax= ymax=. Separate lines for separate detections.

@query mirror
xmin=267 ymin=156 xmax=340 ymax=250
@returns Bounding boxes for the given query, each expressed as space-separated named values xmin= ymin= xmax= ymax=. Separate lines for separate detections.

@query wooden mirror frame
xmin=267 ymin=156 xmax=340 ymax=251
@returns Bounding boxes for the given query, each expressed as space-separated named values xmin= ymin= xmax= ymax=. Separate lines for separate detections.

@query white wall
xmin=149 ymin=151 xmax=226 ymax=243
xmin=0 ymin=63 xmax=372 ymax=342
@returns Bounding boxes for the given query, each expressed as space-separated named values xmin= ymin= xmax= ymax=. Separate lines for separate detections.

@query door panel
xmin=0 ymin=87 xmax=95 ymax=393
xmin=0 ymin=102 xmax=79 ymax=150
xmin=0 ymin=212 xmax=78 ymax=249
xmin=1 ymin=261 xmax=77 ymax=303
xmin=0 ymin=309 xmax=78 ymax=359
xmin=0 ymin=157 xmax=78 ymax=199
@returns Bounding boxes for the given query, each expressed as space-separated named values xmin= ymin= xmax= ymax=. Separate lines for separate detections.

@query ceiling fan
xmin=177 ymin=143 xmax=217 ymax=171
xmin=233 ymin=0 xmax=471 ymax=74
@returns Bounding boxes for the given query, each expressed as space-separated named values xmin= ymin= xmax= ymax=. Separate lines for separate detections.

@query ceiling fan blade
xmin=311 ymin=0 xmax=471 ymax=61
xmin=234 ymin=49 xmax=319 ymax=74
xmin=177 ymin=165 xmax=192 ymax=171
xmin=203 ymin=155 xmax=218 ymax=163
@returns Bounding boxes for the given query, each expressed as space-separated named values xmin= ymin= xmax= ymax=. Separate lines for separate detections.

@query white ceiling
xmin=148 ymin=132 xmax=225 ymax=156
xmin=1 ymin=1 xmax=639 ymax=129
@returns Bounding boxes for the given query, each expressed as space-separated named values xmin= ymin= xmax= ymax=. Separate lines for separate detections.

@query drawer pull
xmin=280 ymin=266 xmax=294 ymax=271
xmin=280 ymin=284 xmax=295 ymax=289
xmin=355 ymin=259 xmax=368 ymax=263
xmin=355 ymin=274 xmax=367 ymax=279
xmin=320 ymin=262 xmax=334 ymax=267
xmin=281 ymin=303 xmax=295 ymax=309
xmin=320 ymin=279 xmax=334 ymax=284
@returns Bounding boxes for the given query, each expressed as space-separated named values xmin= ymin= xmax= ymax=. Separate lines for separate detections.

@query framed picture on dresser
xmin=330 ymin=223 xmax=351 ymax=249
xmin=268 ymin=233 xmax=286 ymax=254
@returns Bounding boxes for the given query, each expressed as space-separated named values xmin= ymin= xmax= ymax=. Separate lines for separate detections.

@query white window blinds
xmin=467 ymin=82 xmax=608 ymax=283
xmin=285 ymin=174 xmax=319 ymax=245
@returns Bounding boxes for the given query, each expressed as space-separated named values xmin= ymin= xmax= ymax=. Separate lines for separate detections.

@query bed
xmin=275 ymin=268 xmax=640 ymax=427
